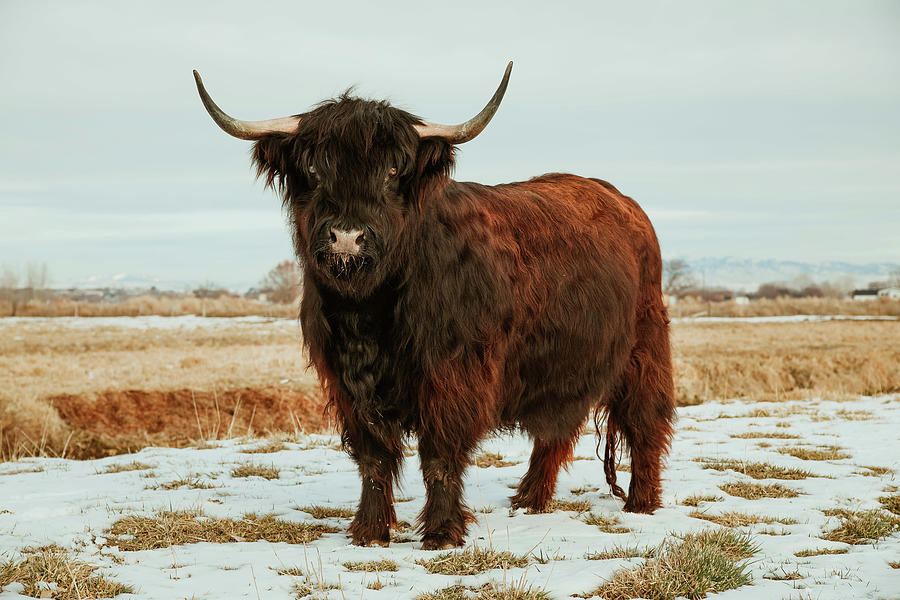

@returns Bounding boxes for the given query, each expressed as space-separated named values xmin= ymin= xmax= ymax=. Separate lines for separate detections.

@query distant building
xmin=878 ymin=287 xmax=900 ymax=300
xmin=734 ymin=296 xmax=750 ymax=305
xmin=852 ymin=289 xmax=879 ymax=301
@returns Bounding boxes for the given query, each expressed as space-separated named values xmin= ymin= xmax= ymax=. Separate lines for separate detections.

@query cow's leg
xmin=510 ymin=434 xmax=579 ymax=512
xmin=606 ymin=308 xmax=676 ymax=513
xmin=417 ymin=435 xmax=477 ymax=550
xmin=346 ymin=429 xmax=403 ymax=546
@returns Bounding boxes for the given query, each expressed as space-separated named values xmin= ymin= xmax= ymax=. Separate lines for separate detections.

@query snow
xmin=1 ymin=396 xmax=899 ymax=599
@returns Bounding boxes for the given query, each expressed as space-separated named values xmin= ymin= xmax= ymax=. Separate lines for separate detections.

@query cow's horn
xmin=414 ymin=61 xmax=512 ymax=144
xmin=193 ymin=70 xmax=301 ymax=140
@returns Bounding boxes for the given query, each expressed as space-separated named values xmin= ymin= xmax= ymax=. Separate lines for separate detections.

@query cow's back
xmin=400 ymin=173 xmax=661 ymax=431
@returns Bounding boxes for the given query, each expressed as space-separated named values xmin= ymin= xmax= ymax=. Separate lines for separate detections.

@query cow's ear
xmin=252 ymin=134 xmax=309 ymax=200
xmin=408 ymin=137 xmax=455 ymax=206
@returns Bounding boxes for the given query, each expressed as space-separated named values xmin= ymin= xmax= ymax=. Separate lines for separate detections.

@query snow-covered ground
xmin=1 ymin=396 xmax=898 ymax=599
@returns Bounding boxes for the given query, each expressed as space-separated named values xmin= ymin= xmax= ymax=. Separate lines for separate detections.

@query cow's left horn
xmin=193 ymin=70 xmax=301 ymax=140
xmin=414 ymin=61 xmax=512 ymax=144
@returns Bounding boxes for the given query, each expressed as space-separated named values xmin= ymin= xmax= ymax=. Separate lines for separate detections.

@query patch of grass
xmin=570 ymin=485 xmax=599 ymax=495
xmin=477 ymin=505 xmax=495 ymax=514
xmin=764 ymin=566 xmax=804 ymax=580
xmin=681 ymin=494 xmax=723 ymax=507
xmin=0 ymin=465 xmax=44 ymax=475
xmin=472 ymin=452 xmax=517 ymax=468
xmin=241 ymin=440 xmax=288 ymax=454
xmin=105 ymin=509 xmax=338 ymax=550
xmin=472 ymin=580 xmax=552 ymax=600
xmin=719 ymin=482 xmax=800 ymax=500
xmin=777 ymin=446 xmax=851 ymax=461
xmin=730 ymin=431 xmax=800 ymax=439
xmin=293 ymin=579 xmax=339 ymax=598
xmin=416 ymin=547 xmax=529 ymax=575
xmin=536 ymin=499 xmax=592 ymax=514
xmin=276 ymin=566 xmax=305 ymax=576
xmin=697 ymin=458 xmax=816 ymax=480
xmin=688 ymin=510 xmax=798 ymax=527
xmin=151 ymin=474 xmax=216 ymax=490
xmin=835 ymin=408 xmax=873 ymax=421
xmin=821 ymin=509 xmax=900 ymax=544
xmin=342 ymin=559 xmax=398 ymax=572
xmin=417 ymin=581 xmax=551 ymax=600
xmin=582 ymin=512 xmax=630 ymax=533
xmin=585 ymin=545 xmax=658 ymax=560
xmin=794 ymin=547 xmax=848 ymax=557
xmin=878 ymin=494 xmax=900 ymax=516
xmin=889 ymin=561 xmax=900 ymax=569
xmin=101 ymin=461 xmax=153 ymax=474
xmin=583 ymin=529 xmax=758 ymax=600
xmin=416 ymin=586 xmax=470 ymax=600
xmin=298 ymin=505 xmax=355 ymax=519
xmin=0 ymin=545 xmax=132 ymax=599
xmin=231 ymin=463 xmax=279 ymax=479
xmin=858 ymin=465 xmax=893 ymax=477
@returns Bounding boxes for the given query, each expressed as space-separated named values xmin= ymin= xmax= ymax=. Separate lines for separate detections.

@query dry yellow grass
xmin=688 ymin=510 xmax=798 ymax=527
xmin=0 ymin=545 xmax=132 ymax=599
xmin=672 ymin=320 xmax=900 ymax=404
xmin=2 ymin=318 xmax=898 ymax=460
xmin=105 ymin=509 xmax=337 ymax=550
xmin=1 ymin=295 xmax=295 ymax=318
xmin=670 ymin=296 xmax=900 ymax=318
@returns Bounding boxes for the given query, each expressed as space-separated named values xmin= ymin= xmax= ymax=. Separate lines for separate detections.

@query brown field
xmin=3 ymin=294 xmax=899 ymax=319
xmin=1 ymin=317 xmax=898 ymax=460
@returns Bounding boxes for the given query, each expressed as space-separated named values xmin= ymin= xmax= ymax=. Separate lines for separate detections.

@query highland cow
xmin=194 ymin=62 xmax=676 ymax=550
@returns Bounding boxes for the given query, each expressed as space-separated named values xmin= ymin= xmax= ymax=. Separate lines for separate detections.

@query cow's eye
xmin=387 ymin=167 xmax=398 ymax=178
xmin=308 ymin=164 xmax=316 ymax=175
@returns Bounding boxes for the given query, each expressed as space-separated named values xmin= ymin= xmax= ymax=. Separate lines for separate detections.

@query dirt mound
xmin=4 ymin=386 xmax=329 ymax=460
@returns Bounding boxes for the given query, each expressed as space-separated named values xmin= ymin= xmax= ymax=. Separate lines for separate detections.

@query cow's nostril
xmin=355 ymin=232 xmax=365 ymax=245
xmin=329 ymin=230 xmax=337 ymax=243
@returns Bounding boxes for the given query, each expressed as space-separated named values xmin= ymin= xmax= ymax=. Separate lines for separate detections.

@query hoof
xmin=509 ymin=493 xmax=548 ymax=513
xmin=622 ymin=500 xmax=661 ymax=514
xmin=421 ymin=535 xmax=463 ymax=551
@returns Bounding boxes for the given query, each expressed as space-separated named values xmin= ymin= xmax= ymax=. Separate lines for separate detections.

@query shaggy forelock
xmin=299 ymin=92 xmax=422 ymax=164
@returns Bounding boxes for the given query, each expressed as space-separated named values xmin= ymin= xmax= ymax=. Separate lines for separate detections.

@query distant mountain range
xmin=682 ymin=258 xmax=898 ymax=292
xmin=52 ymin=258 xmax=899 ymax=294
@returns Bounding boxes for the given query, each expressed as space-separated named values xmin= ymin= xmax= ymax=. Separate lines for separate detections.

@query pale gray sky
xmin=1 ymin=0 xmax=898 ymax=288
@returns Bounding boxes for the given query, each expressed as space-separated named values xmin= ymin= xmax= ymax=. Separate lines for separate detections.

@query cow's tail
xmin=593 ymin=405 xmax=628 ymax=503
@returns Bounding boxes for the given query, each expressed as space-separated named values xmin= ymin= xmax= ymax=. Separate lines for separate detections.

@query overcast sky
xmin=1 ymin=1 xmax=898 ymax=288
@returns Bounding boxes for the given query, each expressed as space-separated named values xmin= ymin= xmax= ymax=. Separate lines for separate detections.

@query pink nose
xmin=330 ymin=228 xmax=364 ymax=256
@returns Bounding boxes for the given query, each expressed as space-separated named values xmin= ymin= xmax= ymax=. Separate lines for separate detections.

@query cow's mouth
xmin=326 ymin=252 xmax=368 ymax=280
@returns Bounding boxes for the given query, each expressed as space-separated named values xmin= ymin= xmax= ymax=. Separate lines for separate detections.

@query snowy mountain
xmin=680 ymin=258 xmax=898 ymax=292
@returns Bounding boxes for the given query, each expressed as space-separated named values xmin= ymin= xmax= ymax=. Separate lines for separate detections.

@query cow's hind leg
xmin=510 ymin=434 xmax=579 ymax=512
xmin=604 ymin=308 xmax=676 ymax=513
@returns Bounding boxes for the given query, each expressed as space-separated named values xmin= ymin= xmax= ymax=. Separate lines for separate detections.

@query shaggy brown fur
xmin=222 ymin=90 xmax=675 ymax=549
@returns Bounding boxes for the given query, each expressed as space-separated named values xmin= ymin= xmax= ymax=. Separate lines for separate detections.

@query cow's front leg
xmin=346 ymin=429 xmax=403 ymax=547
xmin=417 ymin=436 xmax=476 ymax=550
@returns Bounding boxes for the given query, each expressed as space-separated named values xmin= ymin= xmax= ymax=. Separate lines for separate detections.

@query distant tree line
xmin=662 ymin=260 xmax=900 ymax=302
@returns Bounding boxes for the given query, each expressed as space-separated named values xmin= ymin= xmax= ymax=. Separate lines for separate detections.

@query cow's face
xmin=253 ymin=97 xmax=453 ymax=299
xmin=193 ymin=64 xmax=511 ymax=298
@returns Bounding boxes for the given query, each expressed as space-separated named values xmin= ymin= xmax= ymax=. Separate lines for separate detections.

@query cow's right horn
xmin=193 ymin=70 xmax=301 ymax=140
